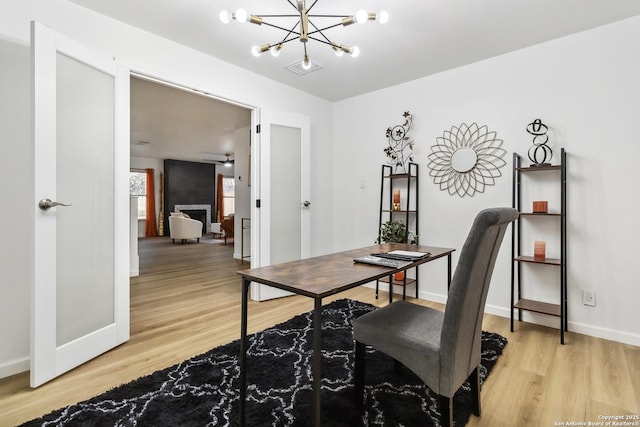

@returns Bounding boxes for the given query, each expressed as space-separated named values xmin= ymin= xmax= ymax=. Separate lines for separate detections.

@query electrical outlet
xmin=582 ymin=290 xmax=596 ymax=307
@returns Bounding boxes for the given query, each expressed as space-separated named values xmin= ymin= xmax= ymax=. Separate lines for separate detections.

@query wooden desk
xmin=238 ymin=243 xmax=455 ymax=427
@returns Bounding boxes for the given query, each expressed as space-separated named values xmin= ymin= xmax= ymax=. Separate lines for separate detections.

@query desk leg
xmin=388 ymin=273 xmax=394 ymax=304
xmin=447 ymin=254 xmax=452 ymax=290
xmin=239 ymin=278 xmax=250 ymax=427
xmin=312 ymin=297 xmax=322 ymax=427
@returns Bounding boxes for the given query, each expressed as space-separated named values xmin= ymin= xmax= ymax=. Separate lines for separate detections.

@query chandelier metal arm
xmin=253 ymin=14 xmax=305 ymax=18
xmin=307 ymin=35 xmax=340 ymax=47
xmin=261 ymin=20 xmax=302 ymax=36
xmin=308 ymin=14 xmax=352 ymax=18
xmin=260 ymin=23 xmax=342 ymax=49
xmin=258 ymin=19 xmax=344 ymax=41
xmin=252 ymin=14 xmax=352 ymax=19
xmin=305 ymin=0 xmax=319 ymax=14
xmin=308 ymin=21 xmax=343 ymax=35
xmin=307 ymin=21 xmax=336 ymax=45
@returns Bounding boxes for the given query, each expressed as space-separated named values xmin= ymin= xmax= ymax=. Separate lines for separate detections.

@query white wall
xmin=332 ymin=16 xmax=640 ymax=346
xmin=0 ymin=36 xmax=31 ymax=377
xmin=0 ymin=0 xmax=334 ymax=377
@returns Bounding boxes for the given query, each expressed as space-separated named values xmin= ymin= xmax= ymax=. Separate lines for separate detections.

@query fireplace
xmin=174 ymin=204 xmax=212 ymax=233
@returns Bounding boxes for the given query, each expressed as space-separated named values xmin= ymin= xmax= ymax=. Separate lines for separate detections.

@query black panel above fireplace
xmin=164 ymin=159 xmax=216 ymax=234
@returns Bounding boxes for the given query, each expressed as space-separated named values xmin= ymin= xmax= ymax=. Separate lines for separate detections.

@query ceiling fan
xmin=204 ymin=153 xmax=235 ymax=167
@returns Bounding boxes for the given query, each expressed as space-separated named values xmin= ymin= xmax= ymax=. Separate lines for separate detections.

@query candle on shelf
xmin=534 ymin=241 xmax=546 ymax=261
xmin=392 ymin=189 xmax=401 ymax=210
xmin=532 ymin=200 xmax=548 ymax=213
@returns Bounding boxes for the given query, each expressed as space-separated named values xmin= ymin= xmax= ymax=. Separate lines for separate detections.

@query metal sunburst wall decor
xmin=383 ymin=111 xmax=415 ymax=173
xmin=427 ymin=122 xmax=506 ymax=197
xmin=526 ymin=118 xmax=553 ymax=166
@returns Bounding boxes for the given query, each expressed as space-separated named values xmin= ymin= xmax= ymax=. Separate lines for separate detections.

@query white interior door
xmin=250 ymin=109 xmax=310 ymax=301
xmin=31 ymin=21 xmax=130 ymax=387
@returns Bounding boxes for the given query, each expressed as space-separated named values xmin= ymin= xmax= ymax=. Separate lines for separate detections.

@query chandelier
xmin=219 ymin=1 xmax=388 ymax=70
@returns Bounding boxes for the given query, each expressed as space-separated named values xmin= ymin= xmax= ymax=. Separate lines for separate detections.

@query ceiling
xmin=72 ymin=0 xmax=640 ymax=102
xmin=130 ymin=76 xmax=251 ymax=163
xmin=74 ymin=0 xmax=640 ymax=161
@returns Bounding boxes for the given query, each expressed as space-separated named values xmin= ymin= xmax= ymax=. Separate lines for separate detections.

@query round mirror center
xmin=451 ymin=147 xmax=478 ymax=173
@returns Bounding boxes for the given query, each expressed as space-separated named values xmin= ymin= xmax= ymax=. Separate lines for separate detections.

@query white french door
xmin=250 ymin=109 xmax=310 ymax=301
xmin=31 ymin=21 xmax=130 ymax=387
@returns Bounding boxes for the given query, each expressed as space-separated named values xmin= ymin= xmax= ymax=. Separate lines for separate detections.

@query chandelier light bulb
xmin=219 ymin=10 xmax=230 ymax=24
xmin=350 ymin=46 xmax=360 ymax=57
xmin=252 ymin=44 xmax=270 ymax=57
xmin=379 ymin=11 xmax=389 ymax=24
xmin=270 ymin=44 xmax=282 ymax=57
xmin=234 ymin=8 xmax=248 ymax=23
xmin=355 ymin=10 xmax=368 ymax=24
xmin=334 ymin=47 xmax=344 ymax=57
xmin=302 ymin=56 xmax=312 ymax=70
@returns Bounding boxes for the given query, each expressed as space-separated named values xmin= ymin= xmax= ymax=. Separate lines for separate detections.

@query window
xmin=129 ymin=171 xmax=147 ymax=219
xmin=222 ymin=176 xmax=235 ymax=216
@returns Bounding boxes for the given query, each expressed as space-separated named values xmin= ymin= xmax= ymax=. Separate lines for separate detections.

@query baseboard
xmin=565 ymin=321 xmax=640 ymax=347
xmin=233 ymin=253 xmax=251 ymax=263
xmin=367 ymin=284 xmax=640 ymax=347
xmin=0 ymin=356 xmax=29 ymax=379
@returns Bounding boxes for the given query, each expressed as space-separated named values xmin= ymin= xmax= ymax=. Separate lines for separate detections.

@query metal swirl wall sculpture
xmin=427 ymin=122 xmax=506 ymax=197
xmin=383 ymin=111 xmax=414 ymax=173
xmin=526 ymin=118 xmax=553 ymax=166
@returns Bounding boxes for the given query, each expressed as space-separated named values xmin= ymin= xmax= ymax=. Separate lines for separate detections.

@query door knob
xmin=38 ymin=198 xmax=72 ymax=210
xmin=302 ymin=200 xmax=311 ymax=207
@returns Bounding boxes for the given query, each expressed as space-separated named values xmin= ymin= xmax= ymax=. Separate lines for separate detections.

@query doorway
xmin=129 ymin=74 xmax=253 ymax=261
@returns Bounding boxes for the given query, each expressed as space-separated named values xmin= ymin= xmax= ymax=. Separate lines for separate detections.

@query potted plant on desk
xmin=377 ymin=220 xmax=419 ymax=281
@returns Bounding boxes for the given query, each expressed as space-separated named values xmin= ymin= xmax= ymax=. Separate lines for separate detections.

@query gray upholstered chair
xmin=353 ymin=207 xmax=519 ymax=426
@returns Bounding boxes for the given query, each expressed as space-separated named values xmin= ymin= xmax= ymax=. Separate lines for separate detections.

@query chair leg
xmin=469 ymin=366 xmax=481 ymax=416
xmin=354 ymin=341 xmax=365 ymax=408
xmin=438 ymin=395 xmax=453 ymax=427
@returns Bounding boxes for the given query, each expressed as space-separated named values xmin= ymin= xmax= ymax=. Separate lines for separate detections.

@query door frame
xmin=249 ymin=109 xmax=311 ymax=301
xmin=125 ymin=70 xmax=311 ymax=303
xmin=127 ymin=71 xmax=259 ymax=256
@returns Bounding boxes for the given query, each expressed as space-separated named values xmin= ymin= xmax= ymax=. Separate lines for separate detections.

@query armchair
xmin=353 ymin=207 xmax=519 ymax=426
xmin=220 ymin=215 xmax=234 ymax=244
xmin=168 ymin=212 xmax=203 ymax=244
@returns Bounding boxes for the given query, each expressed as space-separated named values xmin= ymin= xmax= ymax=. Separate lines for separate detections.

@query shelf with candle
xmin=377 ymin=162 xmax=419 ymax=301
xmin=511 ymin=148 xmax=567 ymax=344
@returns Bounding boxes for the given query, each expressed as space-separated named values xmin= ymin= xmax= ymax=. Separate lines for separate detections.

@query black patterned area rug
xmin=22 ymin=299 xmax=507 ymax=427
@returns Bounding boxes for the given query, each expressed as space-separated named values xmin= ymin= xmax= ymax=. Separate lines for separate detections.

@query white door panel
xmin=250 ymin=110 xmax=310 ymax=301
xmin=31 ymin=21 xmax=129 ymax=387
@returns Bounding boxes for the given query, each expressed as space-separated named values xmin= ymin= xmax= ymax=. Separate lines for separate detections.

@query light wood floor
xmin=1 ymin=237 xmax=639 ymax=426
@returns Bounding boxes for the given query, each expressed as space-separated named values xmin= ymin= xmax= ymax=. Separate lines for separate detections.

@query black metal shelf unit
xmin=511 ymin=148 xmax=567 ymax=344
xmin=376 ymin=162 xmax=419 ymax=300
